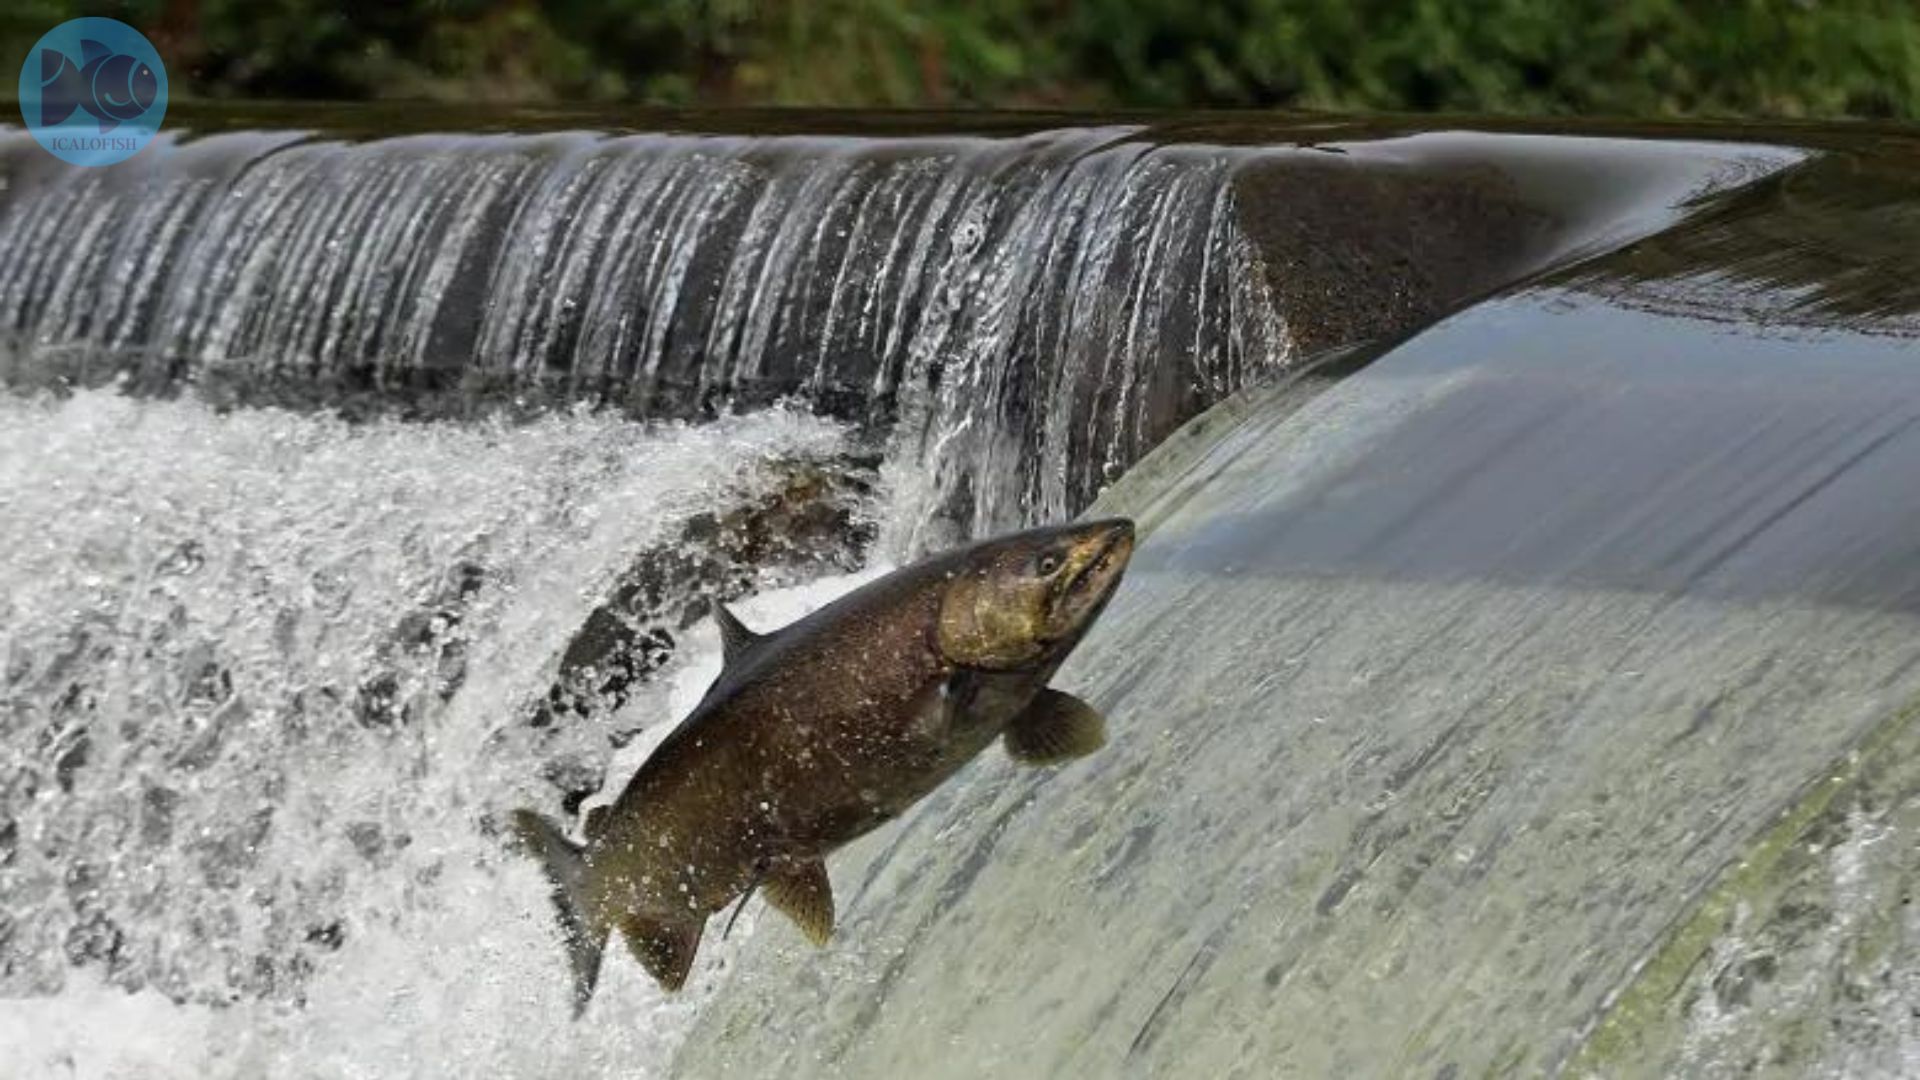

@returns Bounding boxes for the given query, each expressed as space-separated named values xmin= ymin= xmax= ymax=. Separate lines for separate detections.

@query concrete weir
xmin=676 ymin=134 xmax=1920 ymax=1077
xmin=0 ymin=116 xmax=1788 ymax=539
xmin=11 ymin=110 xmax=1920 ymax=1078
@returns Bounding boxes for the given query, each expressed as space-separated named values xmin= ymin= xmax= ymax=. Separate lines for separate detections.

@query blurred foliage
xmin=4 ymin=0 xmax=1920 ymax=118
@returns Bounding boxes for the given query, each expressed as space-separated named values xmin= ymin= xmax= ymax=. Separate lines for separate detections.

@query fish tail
xmin=36 ymin=50 xmax=84 ymax=128
xmin=509 ymin=808 xmax=607 ymax=1017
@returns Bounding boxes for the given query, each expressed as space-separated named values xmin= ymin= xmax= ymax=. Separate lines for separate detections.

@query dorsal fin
xmin=712 ymin=602 xmax=763 ymax=668
xmin=80 ymin=40 xmax=112 ymax=65
xmin=582 ymin=804 xmax=611 ymax=841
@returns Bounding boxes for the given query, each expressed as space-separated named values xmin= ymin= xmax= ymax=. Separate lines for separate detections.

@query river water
xmin=10 ymin=113 xmax=1901 ymax=1078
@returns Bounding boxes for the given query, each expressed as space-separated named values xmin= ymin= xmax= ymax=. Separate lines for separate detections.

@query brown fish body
xmin=512 ymin=519 xmax=1133 ymax=1010
xmin=592 ymin=551 xmax=961 ymax=915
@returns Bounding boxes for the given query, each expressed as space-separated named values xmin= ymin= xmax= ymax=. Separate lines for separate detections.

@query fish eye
xmin=1037 ymin=554 xmax=1060 ymax=575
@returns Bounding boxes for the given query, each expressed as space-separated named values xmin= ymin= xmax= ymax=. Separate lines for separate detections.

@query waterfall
xmin=0 ymin=393 xmax=827 ymax=974
xmin=1 ymin=114 xmax=1822 ymax=1078
xmin=0 ymin=118 xmax=1292 ymax=1077
xmin=0 ymin=126 xmax=1291 ymax=548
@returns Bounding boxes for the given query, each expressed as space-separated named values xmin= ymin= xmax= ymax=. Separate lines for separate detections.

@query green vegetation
xmin=6 ymin=0 xmax=1920 ymax=118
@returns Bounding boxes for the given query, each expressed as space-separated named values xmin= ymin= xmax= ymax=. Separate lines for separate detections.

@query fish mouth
xmin=1060 ymin=518 xmax=1134 ymax=611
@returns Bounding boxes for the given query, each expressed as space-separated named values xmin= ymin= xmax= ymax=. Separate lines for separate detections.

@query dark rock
xmin=527 ymin=454 xmax=876 ymax=741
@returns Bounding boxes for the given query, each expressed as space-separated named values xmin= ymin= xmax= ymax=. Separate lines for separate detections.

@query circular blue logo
xmin=18 ymin=18 xmax=168 ymax=167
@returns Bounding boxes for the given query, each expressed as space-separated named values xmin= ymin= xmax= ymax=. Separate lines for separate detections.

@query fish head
xmin=94 ymin=53 xmax=157 ymax=119
xmin=937 ymin=518 xmax=1134 ymax=670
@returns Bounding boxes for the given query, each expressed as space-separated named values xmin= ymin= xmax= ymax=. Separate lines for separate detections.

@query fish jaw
xmin=1048 ymin=518 xmax=1134 ymax=640
xmin=936 ymin=518 xmax=1137 ymax=670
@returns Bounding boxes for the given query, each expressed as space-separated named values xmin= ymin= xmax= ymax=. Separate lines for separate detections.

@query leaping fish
xmin=511 ymin=518 xmax=1134 ymax=1010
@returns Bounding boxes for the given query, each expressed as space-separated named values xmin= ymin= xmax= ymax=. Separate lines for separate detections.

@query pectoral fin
xmin=619 ymin=913 xmax=703 ymax=992
xmin=762 ymin=858 xmax=835 ymax=946
xmin=1004 ymin=688 xmax=1107 ymax=765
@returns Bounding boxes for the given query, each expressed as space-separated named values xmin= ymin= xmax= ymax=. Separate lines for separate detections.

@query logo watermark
xmin=18 ymin=18 xmax=168 ymax=167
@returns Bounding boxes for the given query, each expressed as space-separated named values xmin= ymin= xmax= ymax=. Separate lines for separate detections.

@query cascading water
xmin=0 ymin=125 xmax=1290 ymax=549
xmin=0 ymin=111 xmax=1820 ymax=1078
xmin=0 ymin=118 xmax=1295 ymax=1077
xmin=0 ymin=392 xmax=863 ymax=1074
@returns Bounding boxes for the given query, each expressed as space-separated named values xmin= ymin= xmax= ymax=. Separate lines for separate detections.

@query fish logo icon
xmin=37 ymin=39 xmax=160 ymax=132
xmin=17 ymin=18 xmax=168 ymax=167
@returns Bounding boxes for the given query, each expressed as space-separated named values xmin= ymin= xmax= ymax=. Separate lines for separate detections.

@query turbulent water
xmin=8 ymin=111 xmax=1888 ymax=1078
xmin=0 ymin=389 xmax=887 ymax=1076
xmin=0 ymin=117 xmax=1309 ymax=1079
xmin=0 ymin=126 xmax=1289 ymax=549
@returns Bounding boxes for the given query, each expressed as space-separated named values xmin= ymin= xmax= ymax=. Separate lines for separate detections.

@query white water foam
xmin=0 ymin=389 xmax=877 ymax=1078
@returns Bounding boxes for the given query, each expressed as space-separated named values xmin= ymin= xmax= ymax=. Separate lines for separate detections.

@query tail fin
xmin=509 ymin=808 xmax=607 ymax=1017
xmin=37 ymin=50 xmax=84 ymax=128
